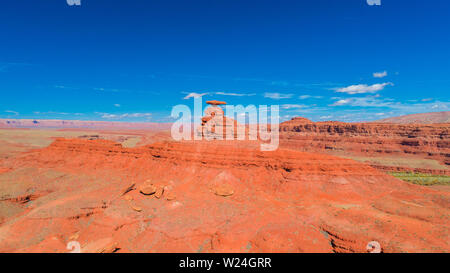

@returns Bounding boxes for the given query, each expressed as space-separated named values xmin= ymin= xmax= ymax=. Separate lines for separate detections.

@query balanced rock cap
xmin=206 ymin=100 xmax=227 ymax=105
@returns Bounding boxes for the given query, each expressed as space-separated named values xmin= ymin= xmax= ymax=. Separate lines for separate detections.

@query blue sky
xmin=0 ymin=0 xmax=449 ymax=122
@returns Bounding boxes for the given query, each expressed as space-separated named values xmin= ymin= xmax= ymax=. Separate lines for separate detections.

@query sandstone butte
xmin=197 ymin=100 xmax=244 ymax=140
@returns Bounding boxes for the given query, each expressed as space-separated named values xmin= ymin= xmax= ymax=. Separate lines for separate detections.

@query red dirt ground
xmin=0 ymin=137 xmax=448 ymax=253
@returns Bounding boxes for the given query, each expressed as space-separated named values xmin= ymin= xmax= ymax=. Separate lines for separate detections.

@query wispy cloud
xmin=0 ymin=62 xmax=32 ymax=72
xmin=270 ymin=81 xmax=290 ymax=87
xmin=331 ymin=99 xmax=353 ymax=106
xmin=4 ymin=110 xmax=19 ymax=115
xmin=264 ymin=92 xmax=294 ymax=99
xmin=54 ymin=85 xmax=79 ymax=90
xmin=330 ymin=95 xmax=450 ymax=113
xmin=173 ymin=73 xmax=340 ymax=90
xmin=114 ymin=104 xmax=121 ymax=107
xmin=330 ymin=95 xmax=394 ymax=107
xmin=319 ymin=115 xmax=333 ymax=120
xmin=99 ymin=112 xmax=152 ymax=119
xmin=214 ymin=91 xmax=256 ymax=97
xmin=54 ymin=85 xmax=119 ymax=92
xmin=391 ymin=101 xmax=450 ymax=112
xmin=373 ymin=71 xmax=388 ymax=78
xmin=53 ymin=84 xmax=158 ymax=95
xmin=298 ymin=95 xmax=323 ymax=100
xmin=281 ymin=104 xmax=307 ymax=110
xmin=183 ymin=92 xmax=208 ymax=99
xmin=335 ymin=82 xmax=393 ymax=94
xmin=93 ymin=87 xmax=120 ymax=92
xmin=33 ymin=111 xmax=70 ymax=115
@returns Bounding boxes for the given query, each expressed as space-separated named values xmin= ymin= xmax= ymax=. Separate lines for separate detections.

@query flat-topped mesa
xmin=279 ymin=117 xmax=314 ymax=131
xmin=290 ymin=117 xmax=313 ymax=123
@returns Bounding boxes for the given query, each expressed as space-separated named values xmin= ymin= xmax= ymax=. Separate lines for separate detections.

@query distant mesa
xmin=280 ymin=117 xmax=314 ymax=127
xmin=284 ymin=112 xmax=450 ymax=125
xmin=0 ymin=119 xmax=172 ymax=130
xmin=279 ymin=114 xmax=450 ymax=173
xmin=375 ymin=111 xmax=450 ymax=124
xmin=290 ymin=117 xmax=313 ymax=123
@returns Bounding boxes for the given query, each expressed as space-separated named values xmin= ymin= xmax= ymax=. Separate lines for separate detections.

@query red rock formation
xmin=279 ymin=117 xmax=450 ymax=172
xmin=0 ymin=138 xmax=448 ymax=253
xmin=0 ymin=119 xmax=172 ymax=130
xmin=197 ymin=101 xmax=244 ymax=140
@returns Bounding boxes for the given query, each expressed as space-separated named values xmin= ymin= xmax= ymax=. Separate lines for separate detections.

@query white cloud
xmin=100 ymin=113 xmax=152 ymax=119
xmin=126 ymin=113 xmax=152 ymax=118
xmin=335 ymin=82 xmax=393 ymax=94
xmin=270 ymin=81 xmax=289 ymax=86
xmin=54 ymin=85 xmax=79 ymax=90
xmin=4 ymin=110 xmax=19 ymax=115
xmin=93 ymin=87 xmax=119 ymax=92
xmin=183 ymin=92 xmax=208 ymax=99
xmin=330 ymin=95 xmax=395 ymax=107
xmin=101 ymin=113 xmax=117 ymax=119
xmin=264 ymin=92 xmax=294 ymax=99
xmin=298 ymin=95 xmax=323 ymax=100
xmin=215 ymin=92 xmax=256 ymax=97
xmin=331 ymin=99 xmax=352 ymax=106
xmin=373 ymin=71 xmax=388 ymax=78
xmin=32 ymin=111 xmax=69 ymax=115
xmin=114 ymin=104 xmax=121 ymax=107
xmin=391 ymin=101 xmax=450 ymax=112
xmin=280 ymin=104 xmax=308 ymax=110
xmin=330 ymin=95 xmax=450 ymax=113
xmin=281 ymin=104 xmax=308 ymax=110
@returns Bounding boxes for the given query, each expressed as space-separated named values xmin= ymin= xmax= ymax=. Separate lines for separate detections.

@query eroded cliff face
xmin=0 ymin=138 xmax=448 ymax=253
xmin=279 ymin=117 xmax=450 ymax=173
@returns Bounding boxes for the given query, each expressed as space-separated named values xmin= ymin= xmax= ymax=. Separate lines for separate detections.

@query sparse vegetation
xmin=389 ymin=172 xmax=450 ymax=186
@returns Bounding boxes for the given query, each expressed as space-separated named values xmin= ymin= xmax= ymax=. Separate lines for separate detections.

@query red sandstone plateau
xmin=0 ymin=111 xmax=448 ymax=253
xmin=279 ymin=116 xmax=450 ymax=175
